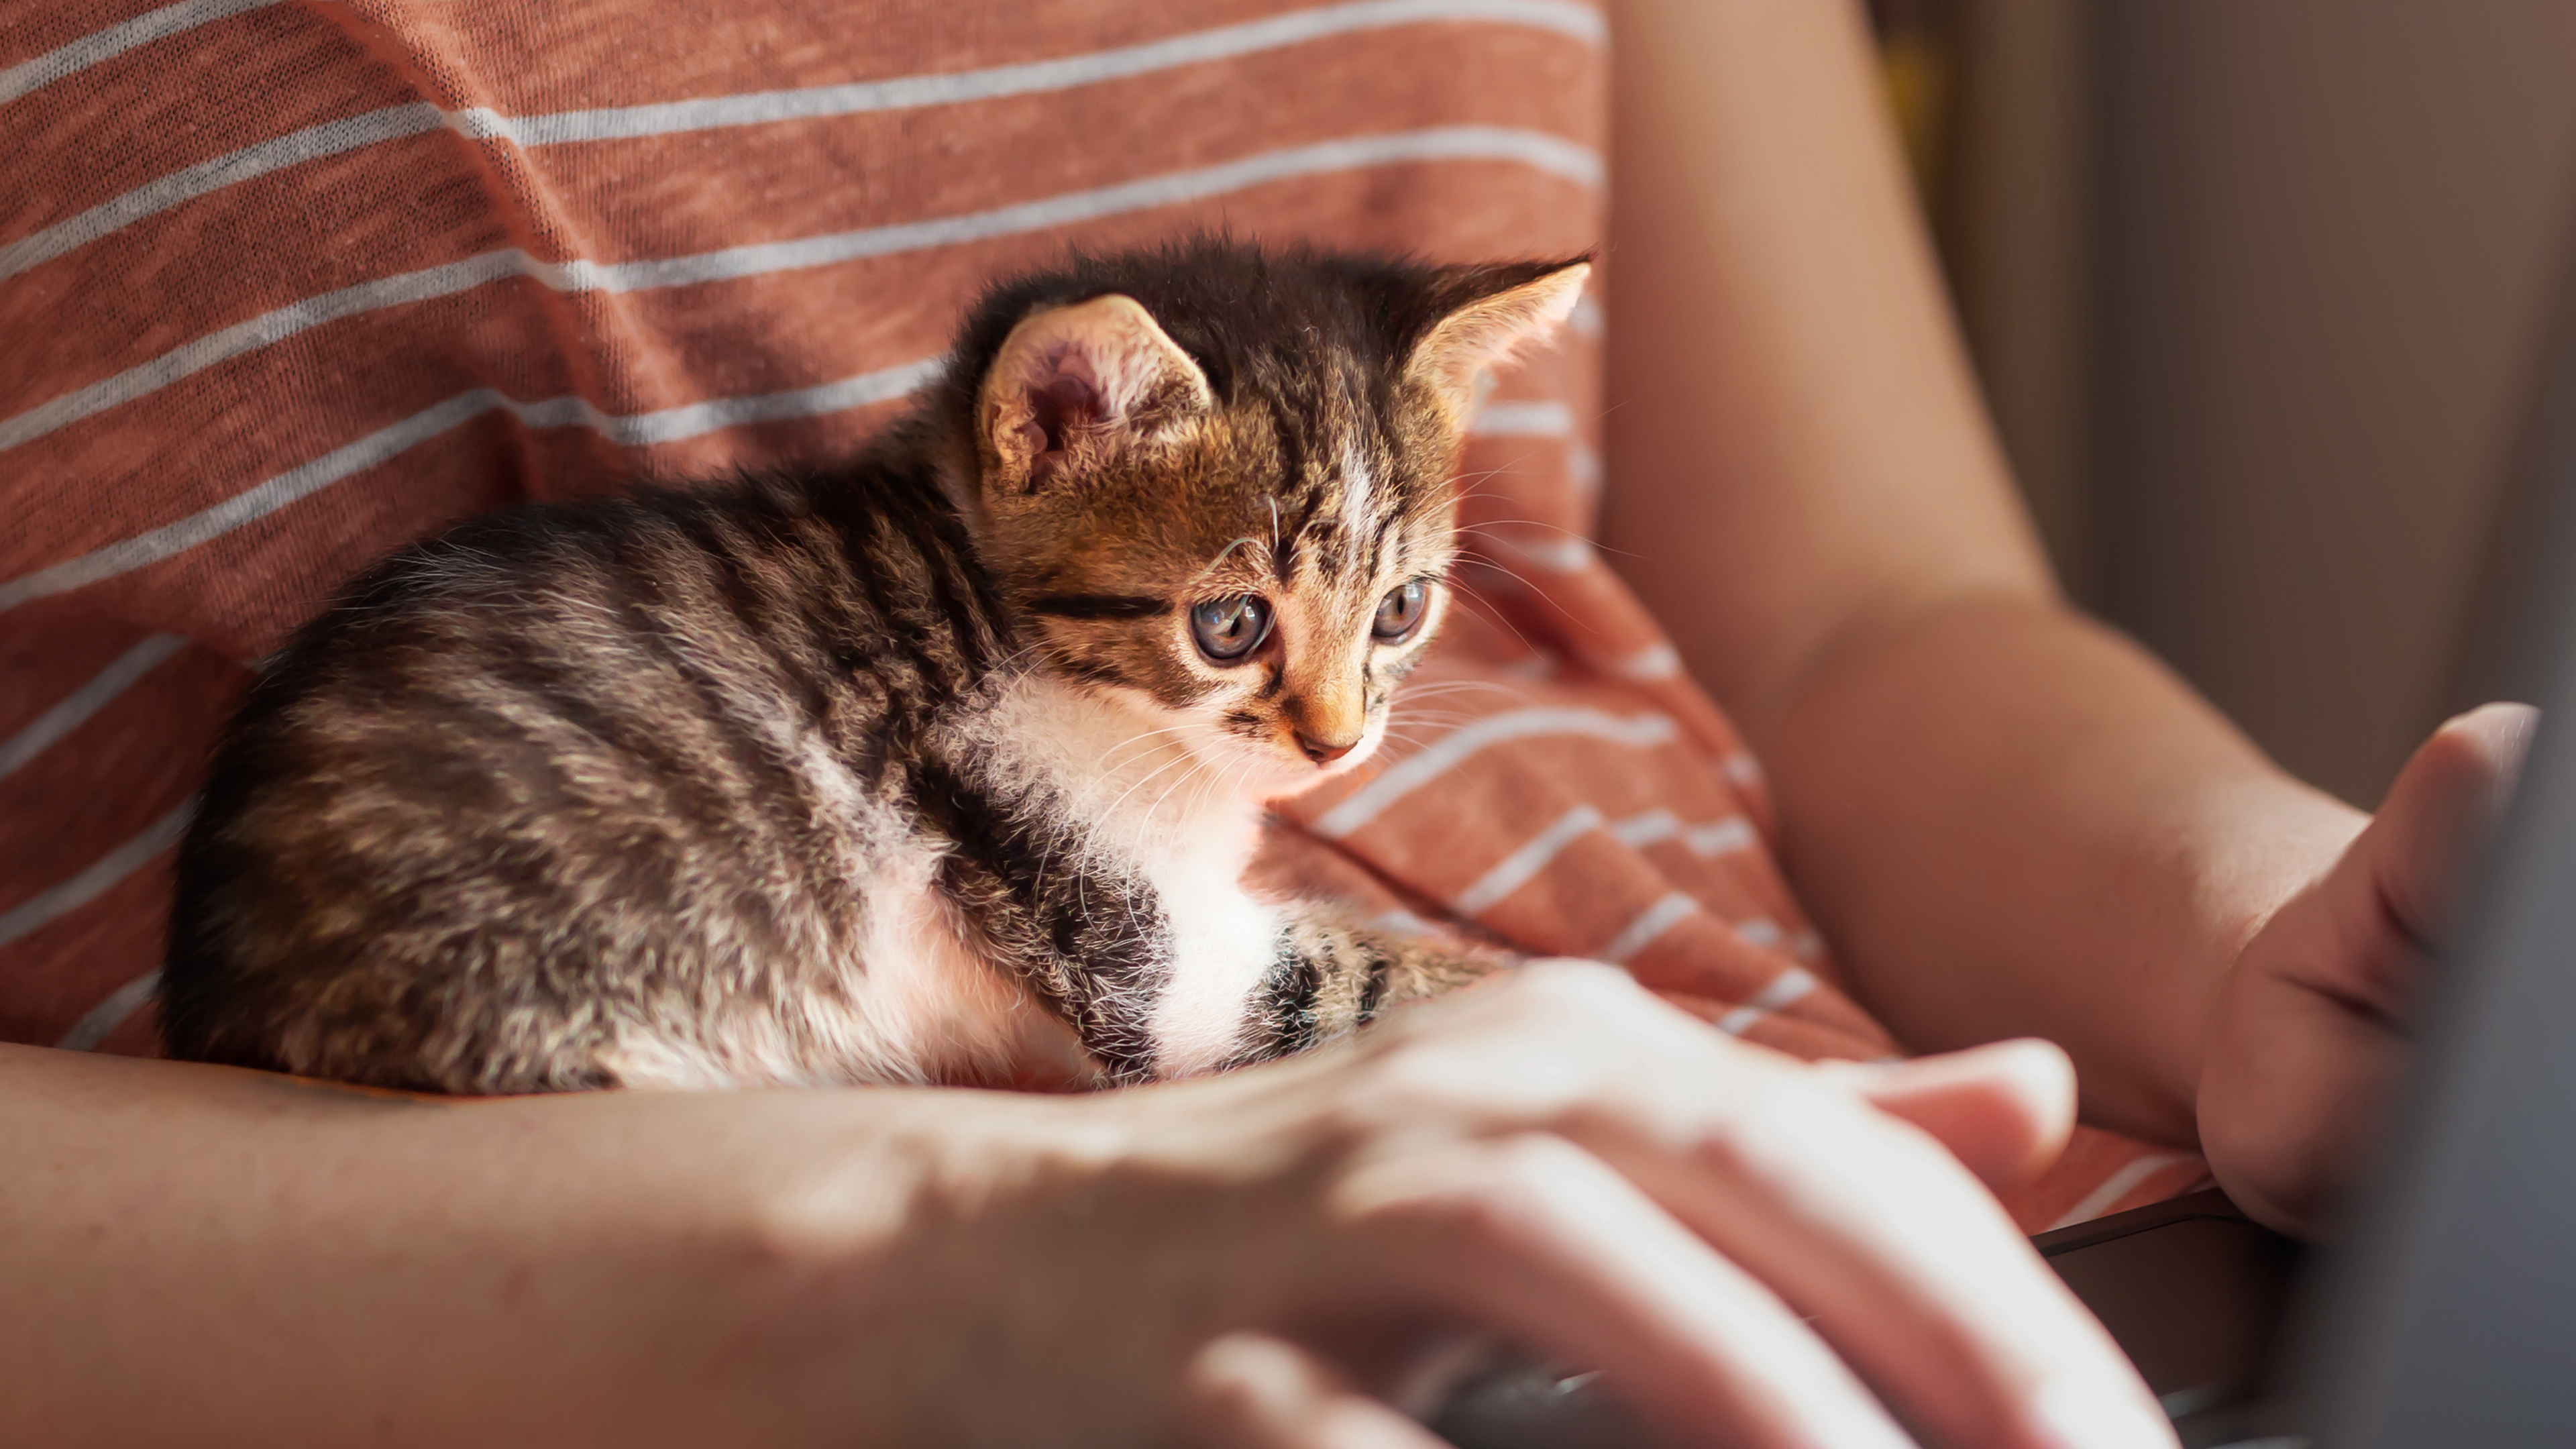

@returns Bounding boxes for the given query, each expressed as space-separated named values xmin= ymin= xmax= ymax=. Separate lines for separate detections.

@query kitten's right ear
xmin=977 ymin=294 xmax=1213 ymax=491
xmin=1407 ymin=258 xmax=1593 ymax=427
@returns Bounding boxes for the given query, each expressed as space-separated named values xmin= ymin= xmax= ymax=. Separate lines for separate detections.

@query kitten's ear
xmin=1407 ymin=258 xmax=1593 ymax=424
xmin=977 ymin=294 xmax=1213 ymax=490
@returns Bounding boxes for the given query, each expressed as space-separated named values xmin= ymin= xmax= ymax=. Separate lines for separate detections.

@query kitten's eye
xmin=1189 ymin=595 xmax=1273 ymax=663
xmin=1373 ymin=580 xmax=1430 ymax=643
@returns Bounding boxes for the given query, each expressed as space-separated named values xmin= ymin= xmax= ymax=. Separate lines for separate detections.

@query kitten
xmin=158 ymin=239 xmax=1589 ymax=1094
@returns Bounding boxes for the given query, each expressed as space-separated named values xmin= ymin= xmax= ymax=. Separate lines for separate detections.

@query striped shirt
xmin=0 ymin=0 xmax=2202 ymax=1229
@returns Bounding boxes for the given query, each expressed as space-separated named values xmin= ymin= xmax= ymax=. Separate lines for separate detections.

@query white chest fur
xmin=966 ymin=672 xmax=1286 ymax=1078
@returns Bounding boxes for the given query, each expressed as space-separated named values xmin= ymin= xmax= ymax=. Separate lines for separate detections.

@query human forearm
xmin=1 ymin=973 xmax=2180 ymax=1449
xmin=0 ymin=1044 xmax=985 ymax=1446
xmin=1595 ymin=0 xmax=2365 ymax=1144
xmin=1743 ymin=593 xmax=2363 ymax=1144
xmin=1601 ymin=0 xmax=2053 ymax=714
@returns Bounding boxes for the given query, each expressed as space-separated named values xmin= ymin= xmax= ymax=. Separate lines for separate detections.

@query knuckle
xmin=1688 ymin=1074 xmax=1877 ymax=1179
xmin=1436 ymin=1136 xmax=1600 ymax=1246
xmin=1349 ymin=970 xmax=1786 ymax=1141
xmin=1481 ymin=1128 xmax=1597 ymax=1189
xmin=1336 ymin=1132 xmax=1599 ymax=1252
xmin=1352 ymin=1049 xmax=1479 ymax=1122
xmin=1351 ymin=1022 xmax=1615 ymax=1133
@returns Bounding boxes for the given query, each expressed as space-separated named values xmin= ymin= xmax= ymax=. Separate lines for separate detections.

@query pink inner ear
xmin=1027 ymin=370 xmax=1102 ymax=457
xmin=987 ymin=296 xmax=1208 ymax=480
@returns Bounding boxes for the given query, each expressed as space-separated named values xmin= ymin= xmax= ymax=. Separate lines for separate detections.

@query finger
xmin=1822 ymin=1038 xmax=2077 ymax=1192
xmin=1467 ymin=973 xmax=2168 ymax=1449
xmin=1620 ymin=1072 xmax=2169 ymax=1449
xmin=2373 ymin=702 xmax=2539 ymax=944
xmin=1334 ymin=966 xmax=2169 ymax=1446
xmin=1340 ymin=1131 xmax=1920 ymax=1449
xmin=2303 ymin=703 xmax=2538 ymax=1023
xmin=1184 ymin=1332 xmax=1450 ymax=1449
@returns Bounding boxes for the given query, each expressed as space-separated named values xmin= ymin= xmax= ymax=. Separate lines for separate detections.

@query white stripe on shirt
xmin=2043 ymin=1152 xmax=2204 ymax=1232
xmin=459 ymin=0 xmax=1605 ymax=144
xmin=0 ymin=125 xmax=1601 ymax=455
xmin=1451 ymin=804 xmax=1604 ymax=916
xmin=0 ymin=802 xmax=193 ymax=951
xmin=0 ymin=0 xmax=280 ymax=107
xmin=0 ymin=633 xmax=189 ymax=780
xmin=55 ymin=971 xmax=162 ymax=1051
xmin=1477 ymin=533 xmax=1595 ymax=574
xmin=1607 ymin=808 xmax=1757 ymax=858
xmin=1597 ymin=890 xmax=1697 ymax=965
xmin=0 ymin=358 xmax=938 ymax=613
xmin=0 ymin=104 xmax=451 ymax=282
xmin=1711 ymin=965 xmax=1818 ymax=1035
xmin=1 ymin=0 xmax=1603 ymax=283
xmin=1312 ymin=707 xmax=1677 ymax=839
xmin=1466 ymin=399 xmax=1574 ymax=438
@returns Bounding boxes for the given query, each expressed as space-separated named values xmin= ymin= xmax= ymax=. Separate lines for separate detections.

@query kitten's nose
xmin=1296 ymin=731 xmax=1357 ymax=765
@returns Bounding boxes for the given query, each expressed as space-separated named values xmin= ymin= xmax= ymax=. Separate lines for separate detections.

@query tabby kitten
xmin=159 ymin=240 xmax=1590 ymax=1094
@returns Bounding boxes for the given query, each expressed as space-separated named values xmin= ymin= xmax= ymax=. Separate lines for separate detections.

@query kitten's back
xmin=160 ymin=467 xmax=1011 ymax=1091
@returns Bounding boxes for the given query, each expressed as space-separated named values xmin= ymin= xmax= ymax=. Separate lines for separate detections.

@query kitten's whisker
xmin=1450 ymin=521 xmax=1611 ymax=559
xmin=1091 ymin=741 xmax=1215 ymax=850
xmin=1385 ymin=698 xmax=1522 ymax=718
xmin=1390 ymin=679 xmax=1532 ymax=700
xmin=1138 ymin=750 xmax=1218 ymax=839
xmin=1447 ymin=443 xmax=1548 ymax=489
xmin=1452 ymin=515 xmax=1637 ymax=564
xmin=1127 ymin=753 xmax=1219 ymax=863
xmin=1214 ymin=759 xmax=1263 ymax=831
xmin=1177 ymin=756 xmax=1238 ymax=845
xmin=1100 ymin=733 xmax=1198 ymax=772
xmin=1099 ymin=748 xmax=1206 ymax=826
xmin=1440 ymin=445 xmax=1550 ymax=506
xmin=1099 ymin=724 xmax=1195 ymax=762
xmin=1189 ymin=536 xmax=1267 ymax=590
xmin=1442 ymin=578 xmax=1544 ymax=655
xmin=1450 ymin=560 xmax=1603 ymax=637
xmin=1097 ymin=722 xmax=1206 ymax=772
xmin=1380 ymin=710 xmax=1491 ymax=733
xmin=1442 ymin=468 xmax=1518 ymax=498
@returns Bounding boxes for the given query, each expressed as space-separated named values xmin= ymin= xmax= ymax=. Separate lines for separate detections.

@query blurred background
xmin=1866 ymin=0 xmax=2576 ymax=806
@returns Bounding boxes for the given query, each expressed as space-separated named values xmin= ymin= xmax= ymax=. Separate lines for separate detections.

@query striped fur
xmin=158 ymin=240 xmax=1582 ymax=1093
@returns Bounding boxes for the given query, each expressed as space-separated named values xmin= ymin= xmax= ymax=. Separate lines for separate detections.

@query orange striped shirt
xmin=0 ymin=0 xmax=2202 ymax=1229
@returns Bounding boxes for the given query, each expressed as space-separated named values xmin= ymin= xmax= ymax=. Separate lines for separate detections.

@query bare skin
xmin=0 ymin=0 xmax=2523 ymax=1444
xmin=5 ymin=970 xmax=2161 ymax=1448
xmin=1597 ymin=0 xmax=2532 ymax=1234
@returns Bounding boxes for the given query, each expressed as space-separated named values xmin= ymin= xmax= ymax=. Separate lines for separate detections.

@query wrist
xmin=747 ymin=1088 xmax=1141 ymax=1443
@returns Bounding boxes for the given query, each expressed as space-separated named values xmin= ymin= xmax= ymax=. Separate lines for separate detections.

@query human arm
xmin=1 ymin=1042 xmax=949 ymax=1444
xmin=0 ymin=966 xmax=2171 ymax=1448
xmin=1597 ymin=0 xmax=2524 ymax=1231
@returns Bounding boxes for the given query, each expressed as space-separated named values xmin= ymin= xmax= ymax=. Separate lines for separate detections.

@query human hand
xmin=899 ymin=963 xmax=2174 ymax=1448
xmin=2198 ymin=703 xmax=2538 ymax=1237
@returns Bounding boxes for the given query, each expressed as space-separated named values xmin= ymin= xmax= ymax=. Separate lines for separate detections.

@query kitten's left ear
xmin=978 ymin=293 xmax=1214 ymax=491
xmin=1407 ymin=258 xmax=1593 ymax=425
